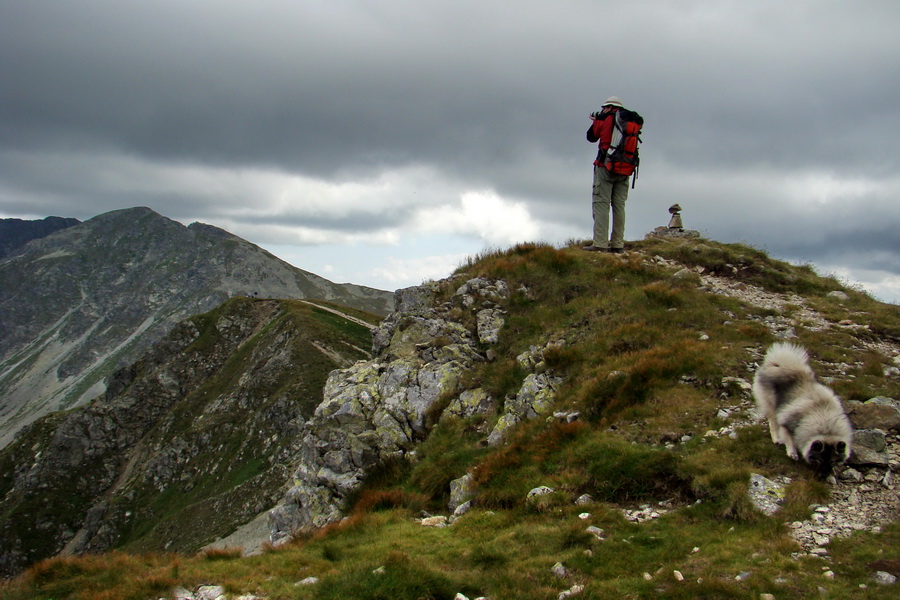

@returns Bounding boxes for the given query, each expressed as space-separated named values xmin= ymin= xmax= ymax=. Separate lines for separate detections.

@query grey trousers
xmin=592 ymin=165 xmax=629 ymax=249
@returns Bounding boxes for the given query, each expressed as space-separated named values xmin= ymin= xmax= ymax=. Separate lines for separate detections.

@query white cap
xmin=602 ymin=96 xmax=624 ymax=108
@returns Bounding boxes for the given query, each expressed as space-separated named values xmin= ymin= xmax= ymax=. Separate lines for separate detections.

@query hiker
xmin=583 ymin=96 xmax=642 ymax=253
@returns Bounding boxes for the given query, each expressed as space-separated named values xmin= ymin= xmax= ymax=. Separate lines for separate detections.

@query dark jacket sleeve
xmin=586 ymin=113 xmax=612 ymax=144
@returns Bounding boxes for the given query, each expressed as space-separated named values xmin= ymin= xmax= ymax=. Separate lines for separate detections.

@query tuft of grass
xmin=577 ymin=340 xmax=712 ymax=420
xmin=11 ymin=552 xmax=180 ymax=600
xmin=351 ymin=489 xmax=430 ymax=515
xmin=642 ymin=280 xmax=687 ymax=308
xmin=197 ymin=547 xmax=243 ymax=561
xmin=314 ymin=551 xmax=470 ymax=600
xmin=406 ymin=417 xmax=490 ymax=503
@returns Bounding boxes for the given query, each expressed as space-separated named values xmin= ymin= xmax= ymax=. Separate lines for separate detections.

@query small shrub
xmin=605 ymin=321 xmax=661 ymax=355
xmin=719 ymin=480 xmax=765 ymax=523
xmin=524 ymin=489 xmax=571 ymax=513
xmin=472 ymin=421 xmax=584 ymax=508
xmin=779 ymin=478 xmax=831 ymax=523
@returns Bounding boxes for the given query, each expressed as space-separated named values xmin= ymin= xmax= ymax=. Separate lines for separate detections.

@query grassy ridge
xmin=0 ymin=298 xmax=376 ymax=575
xmin=3 ymin=237 xmax=899 ymax=599
xmin=112 ymin=299 xmax=376 ymax=554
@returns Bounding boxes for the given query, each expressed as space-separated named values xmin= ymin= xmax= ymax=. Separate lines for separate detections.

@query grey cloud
xmin=237 ymin=211 xmax=407 ymax=234
xmin=2 ymin=0 xmax=899 ymax=300
xmin=6 ymin=1 xmax=898 ymax=179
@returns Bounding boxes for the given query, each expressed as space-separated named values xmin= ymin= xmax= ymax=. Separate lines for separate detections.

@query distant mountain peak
xmin=0 ymin=207 xmax=394 ymax=448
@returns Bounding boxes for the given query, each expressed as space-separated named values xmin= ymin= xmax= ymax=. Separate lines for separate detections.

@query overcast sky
xmin=2 ymin=1 xmax=899 ymax=303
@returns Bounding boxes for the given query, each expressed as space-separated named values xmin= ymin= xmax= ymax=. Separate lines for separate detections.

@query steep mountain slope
xmin=0 ymin=207 xmax=393 ymax=447
xmin=2 ymin=237 xmax=899 ymax=598
xmin=0 ymin=296 xmax=378 ymax=577
xmin=0 ymin=216 xmax=81 ymax=259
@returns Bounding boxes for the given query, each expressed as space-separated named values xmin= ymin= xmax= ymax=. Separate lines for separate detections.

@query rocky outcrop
xmin=846 ymin=397 xmax=900 ymax=432
xmin=268 ymin=277 xmax=512 ymax=541
xmin=0 ymin=207 xmax=393 ymax=448
xmin=487 ymin=341 xmax=565 ymax=446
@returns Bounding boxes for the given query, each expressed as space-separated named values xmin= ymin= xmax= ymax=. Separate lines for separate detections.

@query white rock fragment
xmin=873 ymin=571 xmax=897 ymax=585
xmin=527 ymin=486 xmax=555 ymax=499
xmin=558 ymin=584 xmax=584 ymax=599
xmin=196 ymin=586 xmax=226 ymax=600
xmin=551 ymin=562 xmax=568 ymax=578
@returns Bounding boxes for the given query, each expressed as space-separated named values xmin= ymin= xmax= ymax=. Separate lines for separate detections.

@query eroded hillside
xmin=0 ymin=297 xmax=379 ymax=577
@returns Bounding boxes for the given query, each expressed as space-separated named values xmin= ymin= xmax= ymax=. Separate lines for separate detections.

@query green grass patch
xmin=473 ymin=422 xmax=693 ymax=509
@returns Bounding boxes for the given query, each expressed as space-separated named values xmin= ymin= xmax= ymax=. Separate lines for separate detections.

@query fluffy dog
xmin=752 ymin=342 xmax=853 ymax=478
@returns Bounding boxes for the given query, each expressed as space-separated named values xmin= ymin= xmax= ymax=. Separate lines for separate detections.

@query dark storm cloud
xmin=5 ymin=1 xmax=898 ymax=178
xmin=2 ymin=0 xmax=552 ymax=175
xmin=2 ymin=0 xmax=899 ymax=300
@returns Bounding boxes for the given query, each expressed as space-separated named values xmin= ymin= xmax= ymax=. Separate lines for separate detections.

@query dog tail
xmin=757 ymin=342 xmax=816 ymax=388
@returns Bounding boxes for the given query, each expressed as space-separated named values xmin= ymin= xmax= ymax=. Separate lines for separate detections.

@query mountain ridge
xmin=0 ymin=216 xmax=81 ymax=260
xmin=0 ymin=296 xmax=379 ymax=576
xmin=0 ymin=207 xmax=394 ymax=447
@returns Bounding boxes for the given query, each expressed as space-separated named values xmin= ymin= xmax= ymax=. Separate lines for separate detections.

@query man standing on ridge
xmin=584 ymin=96 xmax=637 ymax=253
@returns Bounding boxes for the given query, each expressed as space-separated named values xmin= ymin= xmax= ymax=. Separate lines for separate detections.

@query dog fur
xmin=752 ymin=342 xmax=853 ymax=478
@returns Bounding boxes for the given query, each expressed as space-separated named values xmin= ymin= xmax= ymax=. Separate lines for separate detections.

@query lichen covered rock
xmin=269 ymin=278 xmax=511 ymax=542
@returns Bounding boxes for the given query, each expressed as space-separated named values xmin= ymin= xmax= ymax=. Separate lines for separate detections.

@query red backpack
xmin=604 ymin=109 xmax=644 ymax=187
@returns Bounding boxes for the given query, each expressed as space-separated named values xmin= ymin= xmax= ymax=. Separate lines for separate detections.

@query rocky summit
xmin=0 ymin=207 xmax=393 ymax=448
